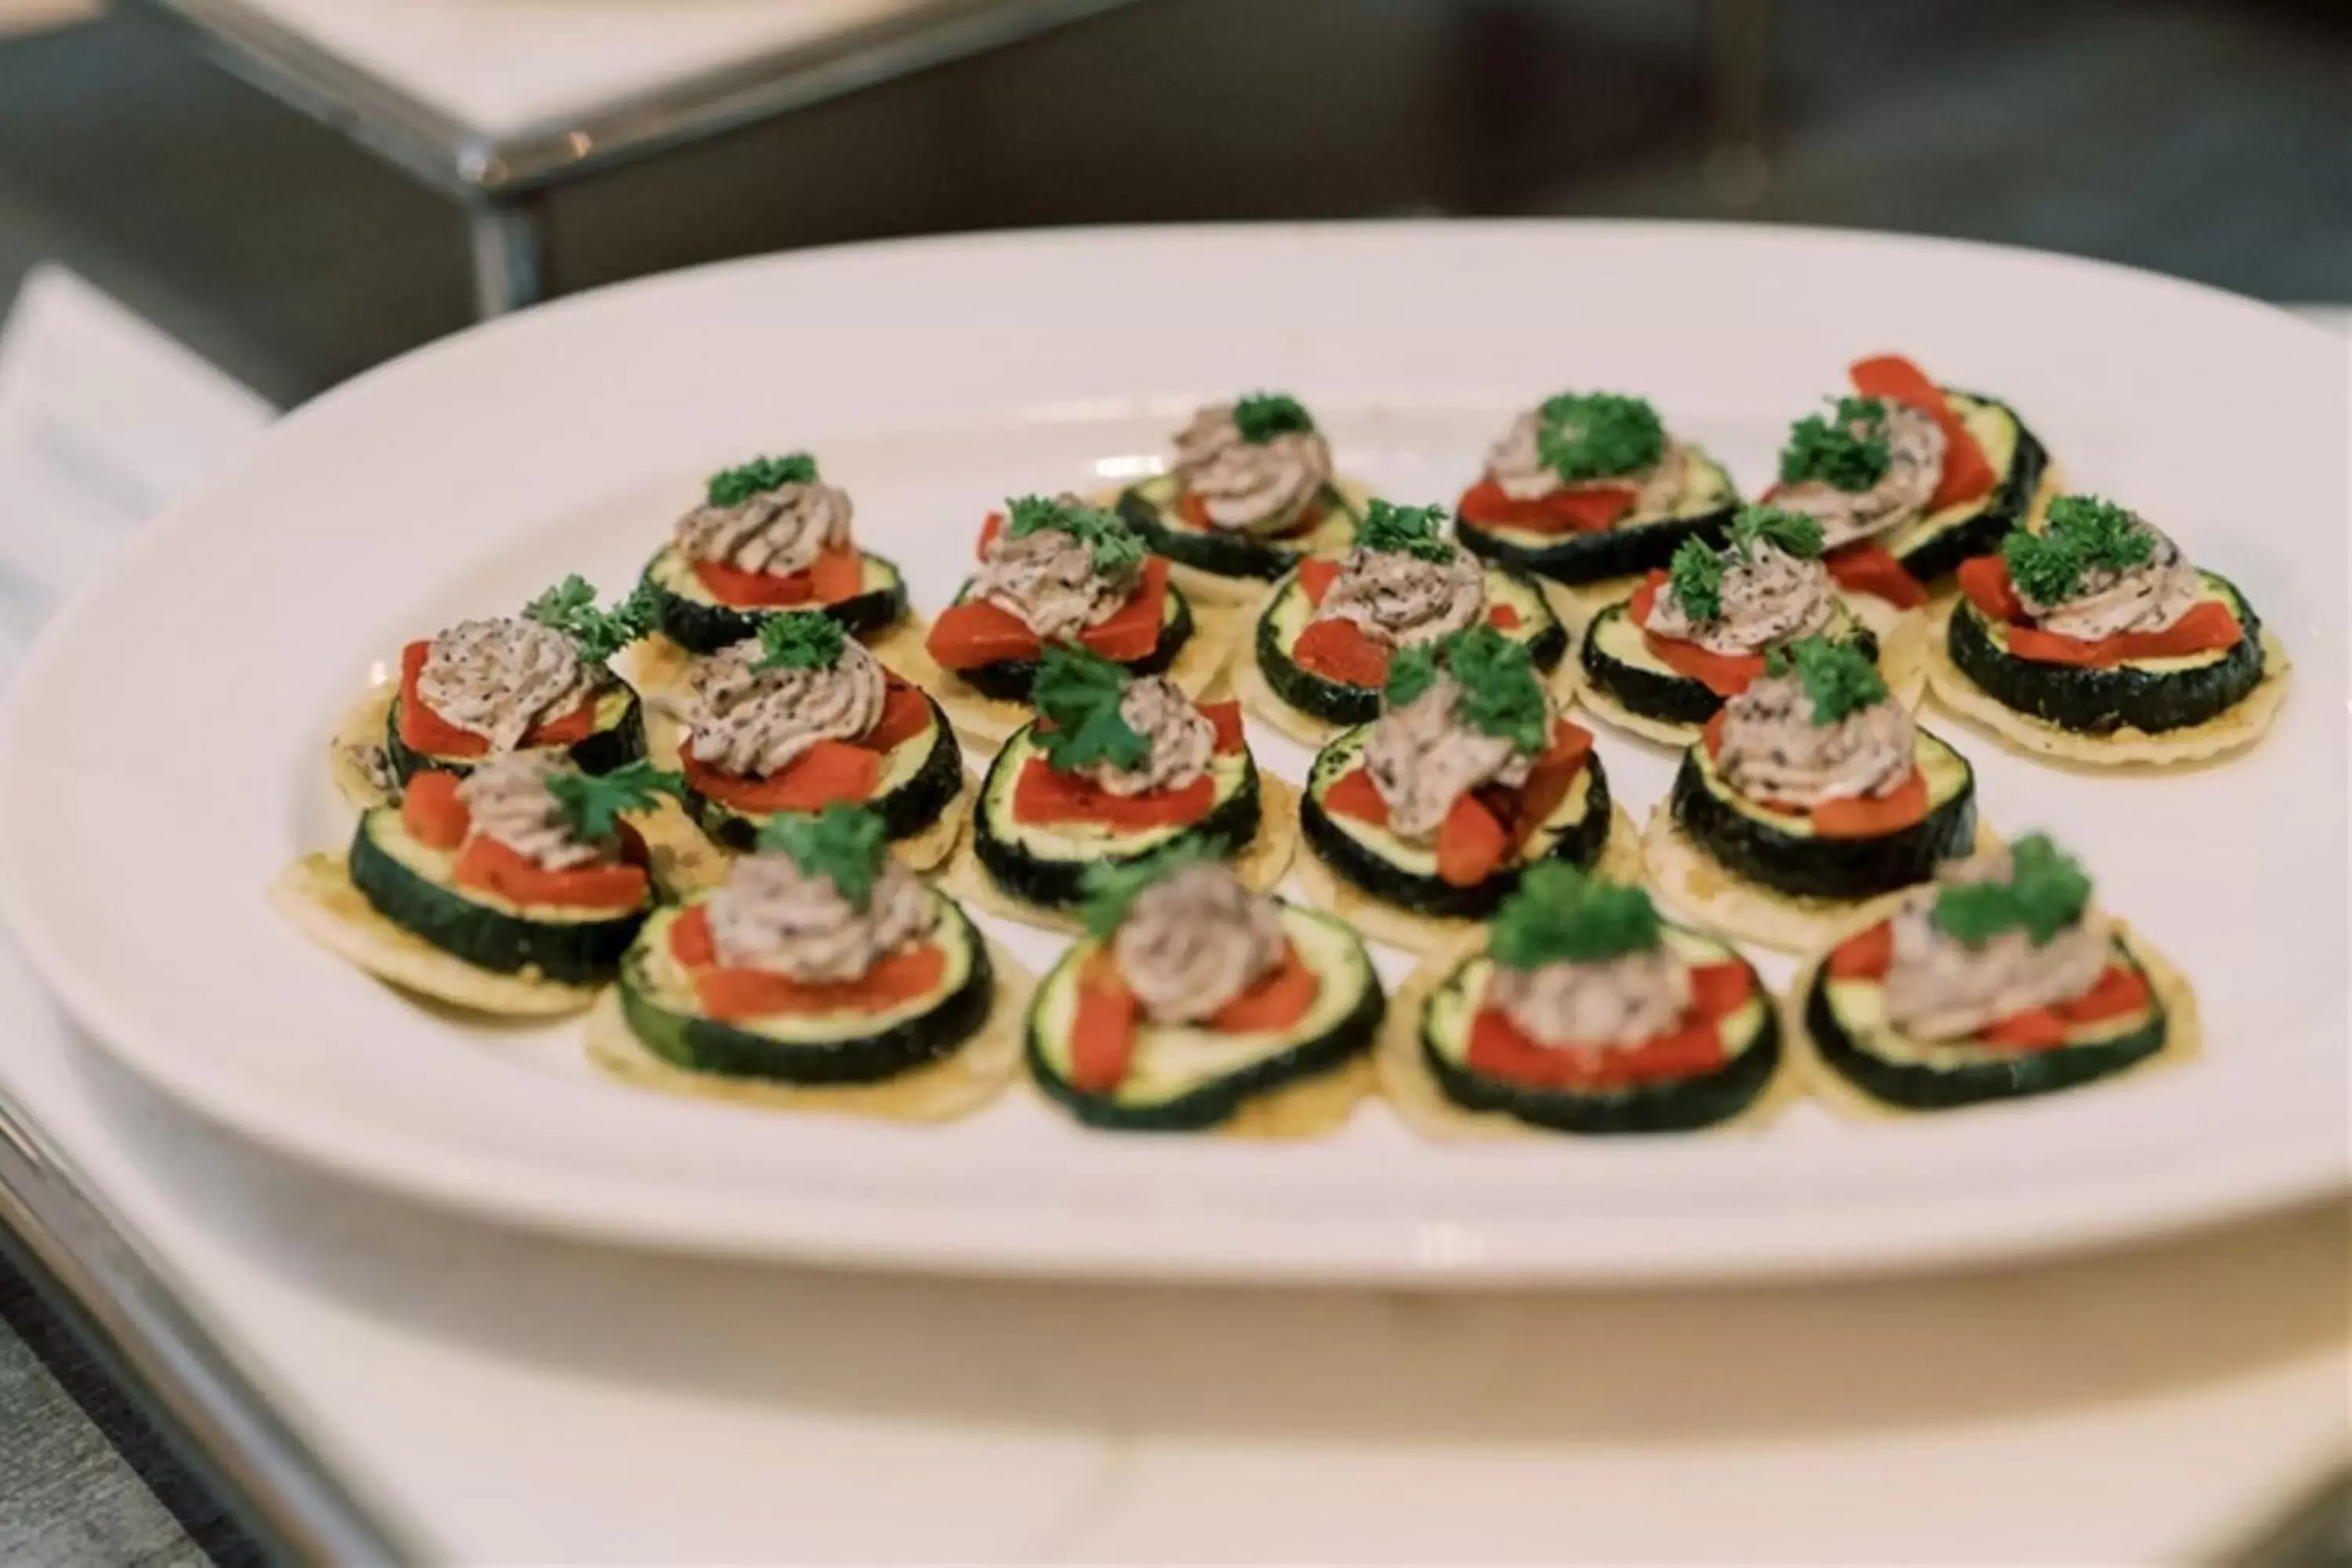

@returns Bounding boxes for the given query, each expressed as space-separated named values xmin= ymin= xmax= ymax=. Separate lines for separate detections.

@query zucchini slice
xmin=1299 ymin=724 xmax=1613 ymax=920
xmin=942 ymin=577 xmax=1196 ymax=704
xmin=617 ymin=895 xmax=996 ymax=1083
xmin=1667 ymin=729 xmax=1976 ymax=902
xmin=1252 ymin=564 xmax=1566 ymax=727
xmin=1420 ymin=925 xmax=1780 ymax=1133
xmin=681 ymin=691 xmax=965 ymax=852
xmin=1874 ymin=390 xmax=2049 ymax=583
xmin=1579 ymin=597 xmax=1877 ymax=730
xmin=384 ymin=681 xmax=646 ymax=787
xmin=1454 ymin=450 xmax=1738 ymax=586
xmin=1114 ymin=475 xmax=1361 ymax=582
xmin=1945 ymin=571 xmax=2266 ymax=735
xmin=1803 ymin=935 xmax=2169 ymax=1109
xmin=971 ymin=724 xmax=1264 ymax=913
xmin=1027 ymin=903 xmax=1384 ymax=1131
xmin=640 ymin=543 xmax=911 ymax=654
xmin=347 ymin=808 xmax=648 ymax=985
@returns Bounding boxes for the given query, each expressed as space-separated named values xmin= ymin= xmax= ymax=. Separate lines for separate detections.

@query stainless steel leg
xmin=466 ymin=198 xmax=546 ymax=318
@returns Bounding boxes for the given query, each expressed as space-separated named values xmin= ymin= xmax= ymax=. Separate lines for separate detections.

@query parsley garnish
xmin=1764 ymin=634 xmax=1887 ymax=724
xmin=2000 ymin=495 xmax=2159 ymax=607
xmin=2001 ymin=528 xmax=2083 ymax=605
xmin=1354 ymin=499 xmax=1455 ymax=564
xmin=1728 ymin=503 xmax=1825 ymax=561
xmin=1534 ymin=392 xmax=1666 ymax=482
xmin=1385 ymin=624 xmax=1549 ymax=753
xmin=1779 ymin=396 xmax=1891 ymax=492
xmin=1666 ymin=536 xmax=1725 ymax=621
xmin=707 ymin=453 xmax=817 ymax=506
xmin=757 ymin=804 xmax=889 ymax=912
xmin=1031 ymin=641 xmax=1148 ymax=775
xmin=1488 ymin=862 xmax=1664 ymax=968
xmin=522 ymin=575 xmax=656 ymax=665
xmin=1002 ymin=494 xmax=1145 ymax=576
xmin=1080 ymin=842 xmax=1218 ymax=938
xmin=1932 ymin=833 xmax=2092 ymax=949
xmin=753 ymin=611 xmax=846 ymax=672
xmin=1232 ymin=392 xmax=1315 ymax=443
xmin=545 ymin=760 xmax=682 ymax=844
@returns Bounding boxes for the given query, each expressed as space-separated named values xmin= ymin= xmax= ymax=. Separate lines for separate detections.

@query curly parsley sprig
xmin=1666 ymin=536 xmax=1725 ymax=621
xmin=1080 ymin=841 xmax=1219 ymax=939
xmin=1728 ymin=503 xmax=1825 ymax=561
xmin=1764 ymin=634 xmax=1887 ymax=724
xmin=1232 ymin=392 xmax=1315 ymax=443
xmin=2002 ymin=495 xmax=2157 ymax=606
xmin=1779 ymin=396 xmax=1892 ymax=492
xmin=546 ymin=760 xmax=682 ymax=844
xmin=1932 ymin=833 xmax=2092 ymax=949
xmin=756 ymin=804 xmax=891 ymax=912
xmin=1031 ymin=641 xmax=1148 ymax=775
xmin=1003 ymin=494 xmax=1145 ymax=577
xmin=522 ymin=575 xmax=656 ymax=665
xmin=1534 ymin=392 xmax=1667 ymax=483
xmin=1354 ymin=499 xmax=1456 ymax=564
xmin=1385 ymin=623 xmax=1550 ymax=756
xmin=753 ymin=611 xmax=847 ymax=672
xmin=707 ymin=453 xmax=818 ymax=506
xmin=1488 ymin=863 xmax=1664 ymax=969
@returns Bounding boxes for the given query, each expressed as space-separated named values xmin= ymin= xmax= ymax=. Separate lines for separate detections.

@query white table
xmin=130 ymin=0 xmax=1139 ymax=314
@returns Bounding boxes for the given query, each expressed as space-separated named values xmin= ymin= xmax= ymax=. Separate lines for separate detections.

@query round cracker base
xmin=583 ymin=939 xmax=1031 ymax=1122
xmin=1373 ymin=931 xmax=1796 ymax=1142
xmin=1641 ymin=803 xmax=2001 ymax=954
xmin=941 ymin=772 xmax=1300 ymax=935
xmin=1293 ymin=803 xmax=1644 ymax=956
xmin=918 ymin=603 xmax=1239 ymax=748
xmin=328 ymin=682 xmax=399 ymax=810
xmin=1922 ymin=604 xmax=2291 ymax=769
xmin=626 ymin=797 xmax=734 ymax=897
xmin=614 ymin=632 xmax=696 ymax=706
xmin=1787 ymin=919 xmax=2201 ymax=1120
xmin=270 ymin=853 xmax=601 ymax=1017
xmin=1214 ymin=1052 xmax=1376 ymax=1141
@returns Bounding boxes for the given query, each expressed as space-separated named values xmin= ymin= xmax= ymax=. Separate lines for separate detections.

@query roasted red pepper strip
xmin=1436 ymin=793 xmax=1511 ymax=887
xmin=694 ymin=943 xmax=948 ymax=1023
xmin=1207 ymin=943 xmax=1320 ymax=1033
xmin=1849 ymin=354 xmax=1996 ymax=510
xmin=454 ymin=835 xmax=648 ymax=911
xmin=1078 ymin=556 xmax=1171 ymax=664
xmin=1464 ymin=960 xmax=1751 ymax=1088
xmin=1321 ymin=767 xmax=1389 ymax=827
xmin=1178 ymin=491 xmax=1323 ymax=538
xmin=1957 ymin=555 xmax=2241 ymax=667
xmin=1824 ymin=541 xmax=1929 ymax=608
xmin=1296 ymin=557 xmax=1342 ymax=606
xmin=1976 ymin=964 xmax=2152 ymax=1052
xmin=1826 ymin=920 xmax=1895 ymax=980
xmin=1628 ymin=575 xmax=1766 ymax=698
xmin=863 ymin=681 xmax=935 ymax=753
xmin=1290 ymin=615 xmax=1392 ymax=688
xmin=1069 ymin=950 xmax=1139 ymax=1091
xmin=1956 ymin=554 xmax=2024 ymax=622
xmin=1200 ymin=699 xmax=1247 ymax=754
xmin=397 ymin=640 xmax=597 ymax=758
xmin=401 ymin=770 xmax=470 ymax=850
xmin=1810 ymin=769 xmax=1929 ymax=839
xmin=1457 ymin=479 xmax=1636 ymax=534
xmin=1504 ymin=719 xmax=1594 ymax=850
xmin=683 ymin=740 xmax=880 ymax=813
xmin=1011 ymin=757 xmax=1216 ymax=829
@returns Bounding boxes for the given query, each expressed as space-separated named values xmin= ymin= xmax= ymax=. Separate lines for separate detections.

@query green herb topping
xmin=1384 ymin=623 xmax=1550 ymax=755
xmin=1232 ymin=392 xmax=1315 ymax=443
xmin=1032 ymin=641 xmax=1149 ymax=775
xmin=1488 ymin=862 xmax=1664 ymax=969
xmin=1779 ymin=396 xmax=1892 ymax=492
xmin=2002 ymin=495 xmax=2157 ymax=606
xmin=752 ymin=611 xmax=847 ymax=672
xmin=1002 ymin=494 xmax=1145 ymax=576
xmin=1534 ymin=392 xmax=1667 ymax=483
xmin=1763 ymin=634 xmax=1888 ymax=724
xmin=707 ymin=453 xmax=818 ymax=506
xmin=757 ymin=803 xmax=890 ymax=912
xmin=1728 ymin=503 xmax=1826 ymax=561
xmin=522 ymin=574 xmax=656 ymax=665
xmin=1931 ymin=833 xmax=2092 ymax=949
xmin=1354 ymin=499 xmax=1456 ymax=564
xmin=546 ymin=760 xmax=682 ymax=844
xmin=1080 ymin=841 xmax=1219 ymax=938
xmin=1666 ymin=535 xmax=1725 ymax=621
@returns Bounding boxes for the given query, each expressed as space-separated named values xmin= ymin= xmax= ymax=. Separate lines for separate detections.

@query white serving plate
xmin=0 ymin=223 xmax=2341 ymax=1283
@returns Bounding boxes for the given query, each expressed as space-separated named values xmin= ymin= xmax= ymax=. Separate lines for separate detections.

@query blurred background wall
xmin=0 ymin=0 xmax=2344 ymax=407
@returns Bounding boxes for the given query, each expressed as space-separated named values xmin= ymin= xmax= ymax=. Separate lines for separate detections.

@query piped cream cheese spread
xmin=2016 ymin=522 xmax=2201 ymax=642
xmin=1643 ymin=542 xmax=1836 ymax=655
xmin=973 ymin=504 xmax=1138 ymax=641
xmin=455 ymin=752 xmax=605 ymax=870
xmin=1715 ymin=672 xmax=1914 ymax=809
xmin=1111 ymin=862 xmax=1286 ymax=1025
xmin=1488 ymin=946 xmax=1693 ymax=1049
xmin=1076 ymin=676 xmax=1214 ymax=798
xmin=417 ymin=617 xmax=595 ymax=754
xmin=1773 ymin=401 xmax=1945 ymax=550
xmin=1315 ymin=543 xmax=1485 ymax=650
xmin=1364 ymin=673 xmax=1537 ymax=841
xmin=676 ymin=479 xmax=853 ymax=576
xmin=1881 ymin=847 xmax=2113 ymax=1040
xmin=1172 ymin=405 xmax=1331 ymax=531
xmin=686 ymin=635 xmax=884 ymax=777
xmin=704 ymin=850 xmax=935 ymax=985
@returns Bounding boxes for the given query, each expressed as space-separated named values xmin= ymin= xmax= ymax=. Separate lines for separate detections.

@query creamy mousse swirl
xmin=416 ymin=616 xmax=595 ymax=755
xmin=1489 ymin=946 xmax=1693 ymax=1049
xmin=1364 ymin=672 xmax=1537 ymax=842
xmin=1172 ymin=405 xmax=1332 ymax=532
xmin=1315 ymin=543 xmax=1486 ymax=650
xmin=685 ymin=635 xmax=885 ymax=777
xmin=705 ymin=850 xmax=936 ymax=985
xmin=1485 ymin=409 xmax=1691 ymax=514
xmin=1714 ymin=672 xmax=1914 ymax=810
xmin=675 ymin=479 xmax=853 ymax=576
xmin=2016 ymin=522 xmax=2201 ymax=642
xmin=974 ymin=503 xmax=1139 ymax=642
xmin=1880 ymin=847 xmax=2114 ymax=1040
xmin=1773 ymin=402 xmax=1946 ymax=550
xmin=1112 ymin=862 xmax=1287 ymax=1025
xmin=1643 ymin=541 xmax=1837 ymax=655
xmin=1077 ymin=676 xmax=1215 ymax=799
xmin=454 ymin=752 xmax=606 ymax=871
